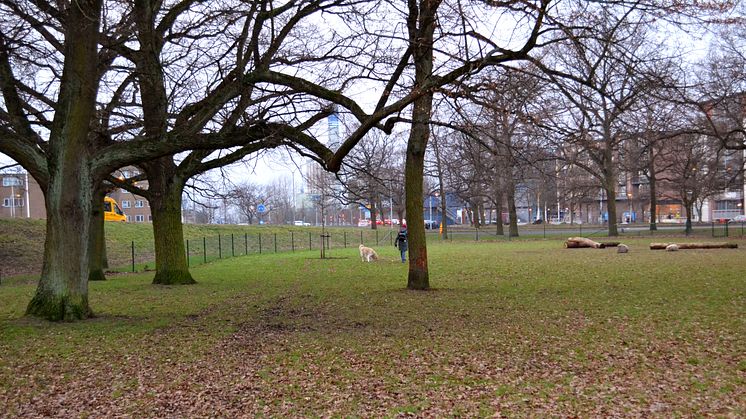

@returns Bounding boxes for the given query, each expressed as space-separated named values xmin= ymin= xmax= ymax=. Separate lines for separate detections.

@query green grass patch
xmin=1 ymin=238 xmax=744 ymax=416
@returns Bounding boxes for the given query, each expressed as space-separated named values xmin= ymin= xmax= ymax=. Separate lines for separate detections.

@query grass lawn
xmin=1 ymin=238 xmax=744 ymax=416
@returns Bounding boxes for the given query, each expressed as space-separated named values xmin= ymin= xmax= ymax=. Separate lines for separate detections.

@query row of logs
xmin=565 ymin=237 xmax=738 ymax=250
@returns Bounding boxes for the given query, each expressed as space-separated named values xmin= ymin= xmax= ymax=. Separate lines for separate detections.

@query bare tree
xmin=659 ymin=133 xmax=734 ymax=233
xmin=535 ymin=9 xmax=668 ymax=236
xmin=228 ymin=182 xmax=268 ymax=225
xmin=338 ymin=131 xmax=400 ymax=229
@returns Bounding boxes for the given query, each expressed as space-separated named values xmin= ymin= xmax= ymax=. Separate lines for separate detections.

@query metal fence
xmin=108 ymin=222 xmax=746 ymax=273
xmin=436 ymin=222 xmax=746 ymax=242
xmin=109 ymin=228 xmax=400 ymax=273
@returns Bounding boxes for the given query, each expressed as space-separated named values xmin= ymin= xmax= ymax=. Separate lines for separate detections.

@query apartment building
xmin=109 ymin=167 xmax=152 ymax=223
xmin=0 ymin=171 xmax=45 ymax=219
xmin=1 ymin=168 xmax=153 ymax=222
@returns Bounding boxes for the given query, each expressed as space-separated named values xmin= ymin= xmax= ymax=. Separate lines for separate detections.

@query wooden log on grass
xmin=565 ymin=237 xmax=604 ymax=249
xmin=649 ymin=242 xmax=738 ymax=250
xmin=599 ymin=241 xmax=621 ymax=247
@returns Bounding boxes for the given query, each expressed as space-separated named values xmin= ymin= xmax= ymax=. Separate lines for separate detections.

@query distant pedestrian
xmin=394 ymin=226 xmax=408 ymax=263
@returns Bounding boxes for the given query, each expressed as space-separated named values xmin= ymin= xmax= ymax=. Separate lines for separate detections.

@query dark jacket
xmin=395 ymin=230 xmax=408 ymax=251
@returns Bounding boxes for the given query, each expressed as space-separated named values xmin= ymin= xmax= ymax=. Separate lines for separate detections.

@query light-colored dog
xmin=359 ymin=244 xmax=379 ymax=262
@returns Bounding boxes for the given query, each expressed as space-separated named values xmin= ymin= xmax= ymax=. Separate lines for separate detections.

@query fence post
xmin=711 ymin=221 xmax=715 ymax=238
xmin=259 ymin=234 xmax=262 ymax=254
xmin=245 ymin=233 xmax=248 ymax=255
xmin=231 ymin=234 xmax=235 ymax=257
xmin=131 ymin=241 xmax=135 ymax=272
xmin=725 ymin=222 xmax=729 ymax=237
xmin=291 ymin=231 xmax=295 ymax=252
xmin=274 ymin=233 xmax=278 ymax=253
xmin=218 ymin=235 xmax=222 ymax=258
xmin=376 ymin=230 xmax=379 ymax=245
xmin=579 ymin=223 xmax=582 ymax=237
xmin=543 ymin=222 xmax=546 ymax=238
xmin=360 ymin=230 xmax=363 ymax=244
xmin=475 ymin=227 xmax=479 ymax=241
xmin=309 ymin=232 xmax=312 ymax=250
xmin=203 ymin=237 xmax=207 ymax=263
xmin=186 ymin=240 xmax=190 ymax=267
xmin=344 ymin=231 xmax=347 ymax=248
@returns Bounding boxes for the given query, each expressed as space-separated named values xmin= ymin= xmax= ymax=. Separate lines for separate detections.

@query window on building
xmin=3 ymin=197 xmax=24 ymax=207
xmin=2 ymin=177 xmax=22 ymax=187
xmin=148 ymin=215 xmax=153 ymax=221
xmin=716 ymin=200 xmax=740 ymax=210
xmin=135 ymin=200 xmax=144 ymax=208
xmin=121 ymin=200 xmax=131 ymax=208
xmin=135 ymin=214 xmax=145 ymax=222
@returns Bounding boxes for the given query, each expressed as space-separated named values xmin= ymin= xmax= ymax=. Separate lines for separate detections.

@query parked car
xmin=357 ymin=219 xmax=371 ymax=227
xmin=424 ymin=219 xmax=439 ymax=229
xmin=728 ymin=214 xmax=746 ymax=223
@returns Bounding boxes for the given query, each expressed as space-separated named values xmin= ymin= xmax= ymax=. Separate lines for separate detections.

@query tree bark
xmin=604 ymin=176 xmax=619 ymax=237
xmin=432 ymin=135 xmax=448 ymax=240
xmin=493 ymin=192 xmax=504 ymax=236
xmin=405 ymin=94 xmax=432 ymax=290
xmin=369 ymin=199 xmax=378 ymax=230
xmin=648 ymin=161 xmax=658 ymax=231
xmin=88 ymin=185 xmax=109 ymax=282
xmin=145 ymin=159 xmax=195 ymax=285
xmin=404 ymin=0 xmax=440 ymax=290
xmin=685 ymin=202 xmax=693 ymax=235
xmin=507 ymin=181 xmax=519 ymax=237
xmin=26 ymin=0 xmax=101 ymax=321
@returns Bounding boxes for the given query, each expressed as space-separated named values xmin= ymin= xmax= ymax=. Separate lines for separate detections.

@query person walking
xmin=394 ymin=225 xmax=408 ymax=263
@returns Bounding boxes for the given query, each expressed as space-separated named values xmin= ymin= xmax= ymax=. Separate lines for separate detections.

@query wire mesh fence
xmin=107 ymin=222 xmax=746 ymax=273
xmin=107 ymin=228 xmax=401 ymax=273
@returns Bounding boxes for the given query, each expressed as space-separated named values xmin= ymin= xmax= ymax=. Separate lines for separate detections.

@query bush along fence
xmin=111 ymin=229 xmax=399 ymax=273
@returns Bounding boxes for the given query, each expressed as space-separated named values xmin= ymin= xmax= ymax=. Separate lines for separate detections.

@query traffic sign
xmin=257 ymin=204 xmax=267 ymax=214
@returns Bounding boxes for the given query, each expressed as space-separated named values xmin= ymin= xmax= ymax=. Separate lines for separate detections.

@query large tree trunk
xmin=685 ymin=201 xmax=694 ymax=235
xmin=405 ymin=94 xmax=432 ymax=290
xmin=493 ymin=192 xmax=504 ymax=236
xmin=26 ymin=0 xmax=101 ymax=321
xmin=438 ymin=188 xmax=448 ymax=239
xmin=604 ymin=175 xmax=619 ymax=237
xmin=145 ymin=160 xmax=195 ymax=285
xmin=88 ymin=185 xmax=108 ymax=282
xmin=28 ymin=169 xmax=96 ymax=320
xmin=404 ymin=0 xmax=439 ymax=290
xmin=370 ymin=199 xmax=378 ymax=230
xmin=648 ymin=165 xmax=658 ymax=231
xmin=603 ymin=182 xmax=619 ymax=237
xmin=507 ymin=181 xmax=519 ymax=237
